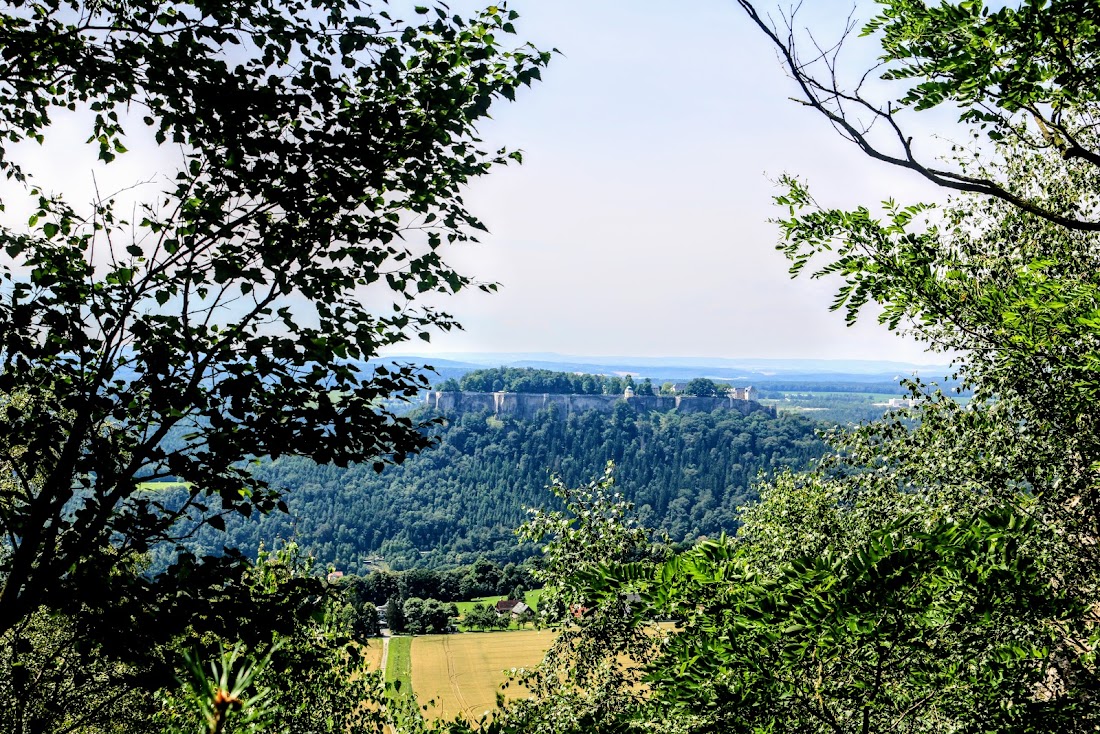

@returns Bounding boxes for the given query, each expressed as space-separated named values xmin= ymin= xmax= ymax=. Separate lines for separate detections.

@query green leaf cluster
xmin=0 ymin=0 xmax=549 ymax=660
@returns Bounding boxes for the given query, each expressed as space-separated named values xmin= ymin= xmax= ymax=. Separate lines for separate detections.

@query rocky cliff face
xmin=424 ymin=391 xmax=776 ymax=419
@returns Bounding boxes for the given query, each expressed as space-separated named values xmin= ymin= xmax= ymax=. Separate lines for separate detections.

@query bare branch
xmin=735 ymin=0 xmax=1100 ymax=232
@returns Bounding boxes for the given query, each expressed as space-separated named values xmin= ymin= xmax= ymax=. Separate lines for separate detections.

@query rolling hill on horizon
xmin=368 ymin=352 xmax=959 ymax=393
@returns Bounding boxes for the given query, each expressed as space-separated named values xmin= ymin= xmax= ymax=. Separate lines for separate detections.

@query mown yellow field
xmin=410 ymin=630 xmax=555 ymax=722
xmin=359 ymin=637 xmax=385 ymax=672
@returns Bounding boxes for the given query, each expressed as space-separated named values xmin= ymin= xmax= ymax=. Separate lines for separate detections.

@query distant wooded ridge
xmin=151 ymin=399 xmax=823 ymax=573
xmin=436 ymin=367 xmax=757 ymax=396
xmin=383 ymin=354 xmax=959 ymax=388
xmin=409 ymin=363 xmax=953 ymax=396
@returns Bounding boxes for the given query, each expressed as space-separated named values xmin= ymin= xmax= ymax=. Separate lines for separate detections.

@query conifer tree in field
xmin=386 ymin=597 xmax=407 ymax=635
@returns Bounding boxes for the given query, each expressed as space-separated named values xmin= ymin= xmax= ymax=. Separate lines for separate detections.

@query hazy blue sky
xmin=4 ymin=0 xmax=964 ymax=365
xmin=404 ymin=0 xmax=957 ymax=363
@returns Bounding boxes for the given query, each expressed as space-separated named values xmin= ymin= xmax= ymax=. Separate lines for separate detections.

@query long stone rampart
xmin=424 ymin=391 xmax=776 ymax=419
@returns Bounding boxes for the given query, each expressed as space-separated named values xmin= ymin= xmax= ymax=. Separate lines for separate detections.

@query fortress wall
xmin=425 ymin=391 xmax=776 ymax=419
xmin=425 ymin=391 xmax=496 ymax=414
xmin=564 ymin=394 xmax=614 ymax=415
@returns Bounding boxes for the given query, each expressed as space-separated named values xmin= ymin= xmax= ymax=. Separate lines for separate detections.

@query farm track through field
xmin=442 ymin=636 xmax=475 ymax=719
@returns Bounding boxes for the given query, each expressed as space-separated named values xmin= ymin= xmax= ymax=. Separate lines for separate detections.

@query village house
xmin=494 ymin=599 xmax=530 ymax=618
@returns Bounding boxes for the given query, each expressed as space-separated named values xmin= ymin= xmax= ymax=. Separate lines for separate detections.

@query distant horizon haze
xmin=376 ymin=351 xmax=958 ymax=385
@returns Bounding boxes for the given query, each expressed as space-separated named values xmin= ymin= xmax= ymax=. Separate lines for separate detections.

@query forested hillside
xmin=447 ymin=366 xmax=647 ymax=394
xmin=166 ymin=403 xmax=824 ymax=572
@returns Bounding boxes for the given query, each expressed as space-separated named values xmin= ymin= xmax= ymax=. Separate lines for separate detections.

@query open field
xmin=360 ymin=637 xmax=384 ymax=672
xmin=454 ymin=589 xmax=545 ymax=631
xmin=454 ymin=588 xmax=544 ymax=618
xmin=410 ymin=629 xmax=555 ymax=722
xmin=453 ymin=596 xmax=498 ymax=618
xmin=385 ymin=636 xmax=414 ymax=700
xmin=136 ymin=481 xmax=191 ymax=491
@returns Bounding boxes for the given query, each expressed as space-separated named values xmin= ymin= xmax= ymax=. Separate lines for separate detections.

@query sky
xmin=398 ymin=0 xmax=958 ymax=363
xmin=2 ymin=0 xmax=969 ymax=366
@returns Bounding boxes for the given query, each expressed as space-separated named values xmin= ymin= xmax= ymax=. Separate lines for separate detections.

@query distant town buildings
xmin=885 ymin=398 xmax=918 ymax=408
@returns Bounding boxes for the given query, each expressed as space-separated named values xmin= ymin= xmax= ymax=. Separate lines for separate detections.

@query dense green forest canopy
xmin=339 ymin=556 xmax=537 ymax=607
xmin=154 ymin=402 xmax=824 ymax=573
xmin=439 ymin=366 xmax=925 ymax=399
xmin=446 ymin=367 xmax=655 ymax=395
